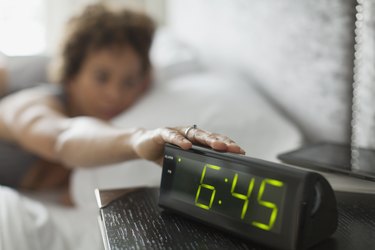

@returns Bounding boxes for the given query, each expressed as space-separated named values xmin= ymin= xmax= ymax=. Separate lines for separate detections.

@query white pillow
xmin=150 ymin=28 xmax=203 ymax=81
xmin=71 ymin=71 xmax=302 ymax=207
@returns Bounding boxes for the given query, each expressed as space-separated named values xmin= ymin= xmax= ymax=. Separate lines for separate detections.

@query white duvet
xmin=0 ymin=186 xmax=102 ymax=250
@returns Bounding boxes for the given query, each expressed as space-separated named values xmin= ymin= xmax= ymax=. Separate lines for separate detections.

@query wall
xmin=166 ymin=0 xmax=356 ymax=144
xmin=45 ymin=0 xmax=165 ymax=54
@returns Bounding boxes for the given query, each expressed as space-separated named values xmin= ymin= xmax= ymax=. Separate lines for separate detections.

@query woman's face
xmin=67 ymin=46 xmax=149 ymax=120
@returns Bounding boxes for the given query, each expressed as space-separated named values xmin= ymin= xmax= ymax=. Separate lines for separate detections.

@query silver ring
xmin=184 ymin=124 xmax=197 ymax=138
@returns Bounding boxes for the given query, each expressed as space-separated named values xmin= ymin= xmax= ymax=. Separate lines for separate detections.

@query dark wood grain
xmin=99 ymin=188 xmax=375 ymax=250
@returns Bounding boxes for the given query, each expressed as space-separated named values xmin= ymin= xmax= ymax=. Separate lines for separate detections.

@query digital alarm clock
xmin=159 ymin=144 xmax=338 ymax=250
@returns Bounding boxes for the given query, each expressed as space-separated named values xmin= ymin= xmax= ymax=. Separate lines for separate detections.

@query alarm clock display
xmin=159 ymin=144 xmax=338 ymax=250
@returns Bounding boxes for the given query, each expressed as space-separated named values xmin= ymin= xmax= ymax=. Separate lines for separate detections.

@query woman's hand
xmin=131 ymin=126 xmax=246 ymax=164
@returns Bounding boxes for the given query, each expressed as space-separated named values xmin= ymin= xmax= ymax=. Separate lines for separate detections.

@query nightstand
xmin=95 ymin=187 xmax=375 ymax=250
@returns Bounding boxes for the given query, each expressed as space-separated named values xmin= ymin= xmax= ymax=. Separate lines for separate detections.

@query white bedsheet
xmin=0 ymin=186 xmax=103 ymax=250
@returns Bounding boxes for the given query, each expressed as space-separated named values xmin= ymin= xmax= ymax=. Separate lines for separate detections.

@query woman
xmin=0 ymin=4 xmax=245 ymax=199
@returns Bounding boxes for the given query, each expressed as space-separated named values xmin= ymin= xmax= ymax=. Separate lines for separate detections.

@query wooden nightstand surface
xmin=96 ymin=187 xmax=375 ymax=250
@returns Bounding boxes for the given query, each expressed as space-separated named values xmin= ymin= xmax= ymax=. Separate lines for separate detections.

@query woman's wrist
xmin=128 ymin=127 xmax=148 ymax=159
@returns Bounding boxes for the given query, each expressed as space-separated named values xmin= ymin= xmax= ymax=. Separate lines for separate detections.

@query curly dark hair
xmin=50 ymin=3 xmax=155 ymax=84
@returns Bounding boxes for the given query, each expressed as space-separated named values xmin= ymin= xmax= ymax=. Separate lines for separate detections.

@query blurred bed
xmin=0 ymin=29 xmax=302 ymax=250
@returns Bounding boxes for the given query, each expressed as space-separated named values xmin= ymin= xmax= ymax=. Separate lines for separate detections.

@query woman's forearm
xmin=0 ymin=92 xmax=143 ymax=168
xmin=55 ymin=117 xmax=143 ymax=168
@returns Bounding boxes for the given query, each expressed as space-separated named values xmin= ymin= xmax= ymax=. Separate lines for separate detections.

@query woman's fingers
xmin=164 ymin=126 xmax=246 ymax=155
xmin=191 ymin=130 xmax=245 ymax=154
xmin=153 ymin=127 xmax=192 ymax=150
xmin=213 ymin=133 xmax=246 ymax=154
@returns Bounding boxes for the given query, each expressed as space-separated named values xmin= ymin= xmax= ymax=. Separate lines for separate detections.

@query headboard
xmin=352 ymin=0 xmax=375 ymax=172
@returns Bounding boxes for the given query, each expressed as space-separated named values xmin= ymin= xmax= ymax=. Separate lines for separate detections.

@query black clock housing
xmin=159 ymin=144 xmax=337 ymax=250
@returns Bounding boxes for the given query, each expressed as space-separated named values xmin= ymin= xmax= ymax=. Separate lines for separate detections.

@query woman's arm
xmin=0 ymin=88 xmax=245 ymax=168
xmin=0 ymin=88 xmax=153 ymax=167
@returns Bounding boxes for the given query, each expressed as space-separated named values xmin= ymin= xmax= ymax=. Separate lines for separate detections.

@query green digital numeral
xmin=231 ymin=173 xmax=255 ymax=219
xmin=195 ymin=164 xmax=221 ymax=210
xmin=252 ymin=179 xmax=284 ymax=231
